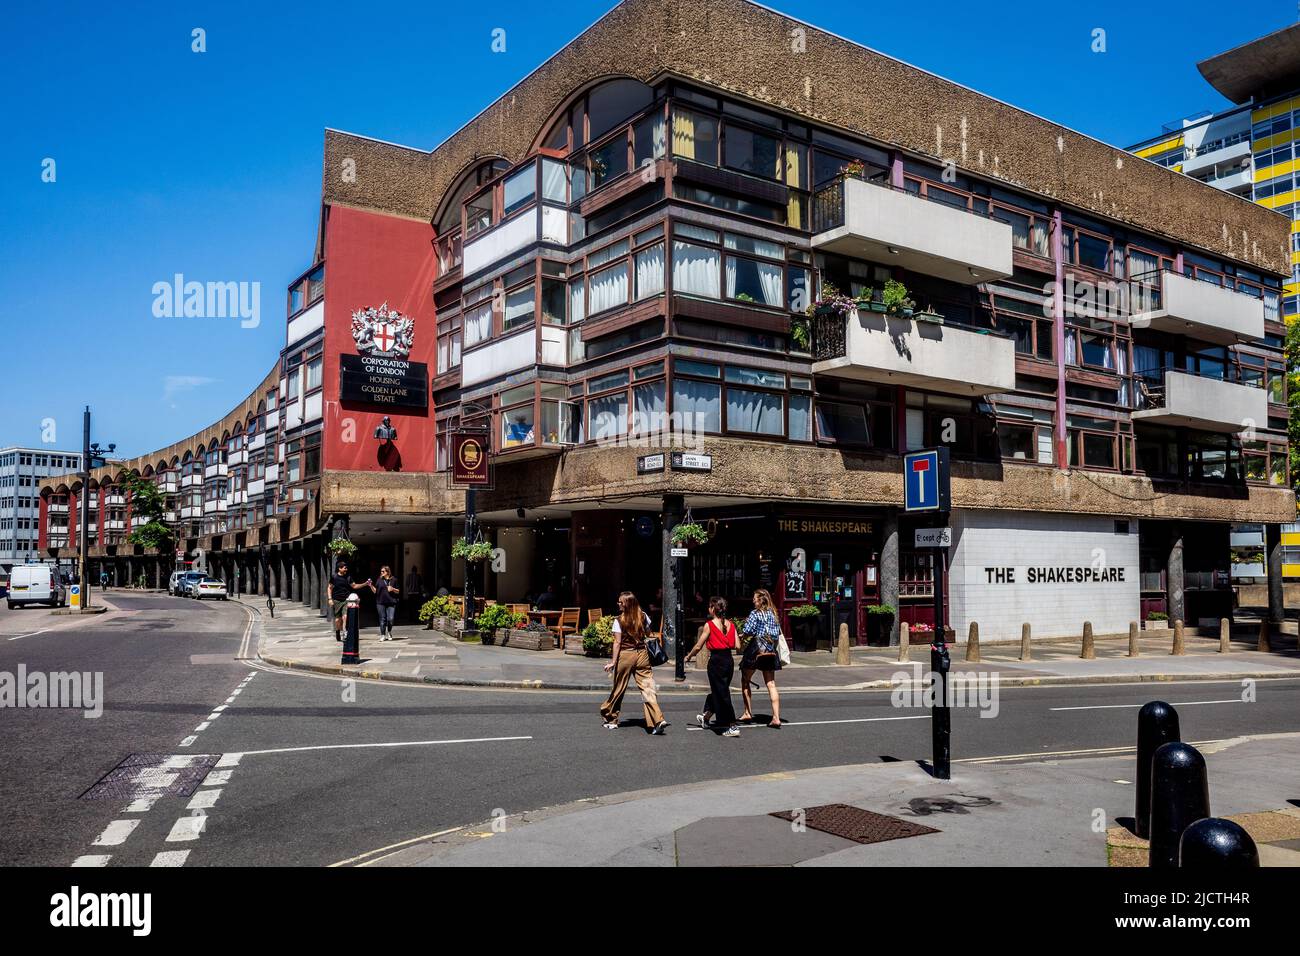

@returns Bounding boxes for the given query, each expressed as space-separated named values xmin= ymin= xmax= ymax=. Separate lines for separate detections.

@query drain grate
xmin=770 ymin=803 xmax=939 ymax=845
xmin=80 ymin=753 xmax=220 ymax=801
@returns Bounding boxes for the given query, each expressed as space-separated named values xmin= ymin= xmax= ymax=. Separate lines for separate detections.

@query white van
xmin=7 ymin=565 xmax=66 ymax=609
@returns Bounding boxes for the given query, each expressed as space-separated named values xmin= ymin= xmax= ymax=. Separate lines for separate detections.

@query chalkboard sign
xmin=784 ymin=569 xmax=807 ymax=602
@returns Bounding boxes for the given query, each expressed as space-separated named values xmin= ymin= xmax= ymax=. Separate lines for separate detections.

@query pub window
xmin=1067 ymin=415 xmax=1119 ymax=471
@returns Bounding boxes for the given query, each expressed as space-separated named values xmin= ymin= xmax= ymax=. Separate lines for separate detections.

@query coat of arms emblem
xmin=350 ymin=302 xmax=414 ymax=358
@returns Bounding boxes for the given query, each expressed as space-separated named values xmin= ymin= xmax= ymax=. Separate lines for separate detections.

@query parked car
xmin=193 ymin=577 xmax=228 ymax=601
xmin=179 ymin=571 xmax=206 ymax=597
xmin=7 ymin=564 xmax=66 ymax=609
xmin=167 ymin=570 xmax=191 ymax=596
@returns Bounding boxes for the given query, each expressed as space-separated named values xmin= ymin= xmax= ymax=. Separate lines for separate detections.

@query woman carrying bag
xmin=685 ymin=596 xmax=740 ymax=737
xmin=599 ymin=591 xmax=670 ymax=735
xmin=739 ymin=588 xmax=783 ymax=729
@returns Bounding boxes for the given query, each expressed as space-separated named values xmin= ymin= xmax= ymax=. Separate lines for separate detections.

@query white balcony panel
xmin=247 ymin=479 xmax=265 ymax=497
xmin=461 ymin=330 xmax=536 ymax=387
xmin=463 ymin=214 xmax=539 ymax=277
xmin=182 ymin=473 xmax=202 ymax=488
xmin=812 ymin=312 xmax=1017 ymax=397
xmin=286 ymin=299 xmax=324 ymax=348
xmin=248 ymin=432 xmax=266 ymax=451
xmin=303 ymin=392 xmax=323 ymax=423
xmin=264 ymin=464 xmax=279 ymax=483
xmin=203 ymin=501 xmax=218 ymax=514
xmin=227 ymin=449 xmax=247 ymax=467
xmin=204 ymin=462 xmax=228 ymax=478
xmin=285 ymin=400 xmax=302 ymax=430
xmin=1180 ymin=138 xmax=1249 ymax=176
xmin=1131 ymin=271 xmax=1265 ymax=345
xmin=1132 ymin=371 xmax=1268 ymax=433
xmin=540 ymin=325 xmax=567 ymax=366
xmin=813 ymin=178 xmax=1014 ymax=284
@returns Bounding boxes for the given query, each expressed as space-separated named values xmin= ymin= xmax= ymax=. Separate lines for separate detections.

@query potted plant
xmin=916 ymin=305 xmax=944 ymax=324
xmin=882 ymin=279 xmax=915 ymax=318
xmin=865 ymin=603 xmax=896 ymax=646
xmin=866 ymin=288 xmax=888 ymax=313
xmin=789 ymin=315 xmax=811 ymax=352
xmin=1146 ymin=610 xmax=1169 ymax=631
xmin=325 ymin=538 xmax=358 ymax=561
xmin=418 ymin=594 xmax=455 ymax=630
xmin=840 ymin=159 xmax=866 ymax=180
xmin=581 ymin=614 xmax=616 ymax=657
xmin=474 ymin=604 xmax=519 ymax=645
xmin=786 ymin=603 xmax=822 ymax=652
xmin=671 ymin=522 xmax=710 ymax=549
xmin=734 ymin=292 xmax=756 ymax=303
xmin=451 ymin=539 xmax=494 ymax=563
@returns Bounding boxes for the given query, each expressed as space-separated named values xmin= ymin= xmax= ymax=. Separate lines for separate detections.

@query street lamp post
xmin=77 ymin=407 xmax=115 ymax=612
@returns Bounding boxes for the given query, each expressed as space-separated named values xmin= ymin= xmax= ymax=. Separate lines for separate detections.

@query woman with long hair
xmin=739 ymin=588 xmax=782 ymax=728
xmin=599 ymin=591 xmax=669 ymax=735
xmin=685 ymin=596 xmax=740 ymax=736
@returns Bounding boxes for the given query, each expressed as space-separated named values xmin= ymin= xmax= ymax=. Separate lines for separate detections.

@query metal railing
xmin=1133 ymin=365 xmax=1261 ymax=411
xmin=810 ymin=173 xmax=997 ymax=235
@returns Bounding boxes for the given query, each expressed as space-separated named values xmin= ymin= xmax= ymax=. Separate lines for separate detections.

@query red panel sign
xmin=450 ymin=431 xmax=491 ymax=486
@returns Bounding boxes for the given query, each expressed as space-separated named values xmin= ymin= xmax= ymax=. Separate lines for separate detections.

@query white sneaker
xmin=723 ymin=726 xmax=740 ymax=737
xmin=695 ymin=714 xmax=708 ymax=729
xmin=651 ymin=720 xmax=669 ymax=735
xmin=603 ymin=721 xmax=619 ymax=730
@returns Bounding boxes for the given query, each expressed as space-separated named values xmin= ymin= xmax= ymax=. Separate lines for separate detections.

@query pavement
xmin=368 ymin=731 xmax=1300 ymax=867
xmin=250 ymin=598 xmax=1300 ymax=693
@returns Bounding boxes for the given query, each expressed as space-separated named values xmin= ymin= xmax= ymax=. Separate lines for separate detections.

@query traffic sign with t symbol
xmin=903 ymin=448 xmax=950 ymax=513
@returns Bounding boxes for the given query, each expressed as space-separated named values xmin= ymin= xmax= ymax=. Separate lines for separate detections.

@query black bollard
xmin=1179 ymin=818 xmax=1259 ymax=869
xmin=1148 ymin=741 xmax=1209 ymax=869
xmin=1134 ymin=701 xmax=1180 ymax=839
xmin=342 ymin=597 xmax=361 ymax=665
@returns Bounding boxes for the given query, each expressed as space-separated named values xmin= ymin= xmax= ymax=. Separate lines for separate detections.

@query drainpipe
xmin=1052 ymin=209 xmax=1068 ymax=467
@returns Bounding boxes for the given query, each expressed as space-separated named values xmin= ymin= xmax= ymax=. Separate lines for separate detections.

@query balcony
xmin=1133 ymin=370 xmax=1268 ymax=433
xmin=810 ymin=307 xmax=1016 ymax=396
xmin=158 ymin=477 xmax=179 ymax=493
xmin=204 ymin=462 xmax=228 ymax=479
xmin=1130 ymin=270 xmax=1265 ymax=345
xmin=811 ymin=176 xmax=1014 ymax=285
xmin=104 ymin=494 xmax=126 ymax=506
xmin=181 ymin=473 xmax=202 ymax=489
xmin=47 ymin=503 xmax=69 ymax=514
xmin=104 ymin=519 xmax=125 ymax=531
xmin=227 ymin=448 xmax=247 ymax=467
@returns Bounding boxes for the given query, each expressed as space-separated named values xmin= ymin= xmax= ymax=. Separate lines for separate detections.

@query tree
xmin=1287 ymin=321 xmax=1300 ymax=498
xmin=124 ymin=473 xmax=173 ymax=557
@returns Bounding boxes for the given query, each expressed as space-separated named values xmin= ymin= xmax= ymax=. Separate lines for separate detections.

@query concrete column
xmin=291 ymin=547 xmax=303 ymax=603
xmin=880 ymin=510 xmax=900 ymax=645
xmin=435 ymin=518 xmax=453 ymax=592
xmin=1266 ymin=523 xmax=1284 ymax=625
xmin=662 ymin=494 xmax=685 ymax=674
xmin=319 ymin=544 xmax=331 ymax=618
xmin=1166 ymin=528 xmax=1185 ymax=626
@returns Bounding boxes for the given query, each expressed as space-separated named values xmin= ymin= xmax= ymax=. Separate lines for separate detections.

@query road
xmin=1 ymin=593 xmax=1297 ymax=866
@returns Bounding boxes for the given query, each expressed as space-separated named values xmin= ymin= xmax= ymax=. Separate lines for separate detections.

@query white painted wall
xmin=463 ymin=214 xmax=538 ymax=277
xmin=286 ymin=300 xmax=324 ymax=348
xmin=947 ymin=509 xmax=1140 ymax=640
xmin=461 ymin=330 xmax=535 ymax=387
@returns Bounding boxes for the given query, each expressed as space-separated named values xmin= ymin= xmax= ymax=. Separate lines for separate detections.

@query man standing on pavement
xmin=404 ymin=564 xmax=425 ymax=623
xmin=330 ymin=561 xmax=371 ymax=642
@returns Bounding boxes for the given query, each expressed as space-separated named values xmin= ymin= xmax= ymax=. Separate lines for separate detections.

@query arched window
xmin=539 ymin=77 xmax=655 ymax=154
xmin=435 ymin=158 xmax=510 ymax=236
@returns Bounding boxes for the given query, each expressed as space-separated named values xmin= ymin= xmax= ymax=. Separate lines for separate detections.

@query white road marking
xmin=7 ymin=628 xmax=51 ymax=641
xmin=330 ymin=826 xmax=469 ymax=867
xmin=212 ymin=705 xmax=227 ymax=712
xmin=125 ymin=795 xmax=163 ymax=813
xmin=93 ymin=819 xmax=140 ymax=846
xmin=193 ymin=722 xmax=211 ymax=733
xmin=205 ymin=713 xmax=222 ymax=722
xmin=236 ymin=735 xmax=533 ymax=758
xmin=1050 ymin=699 xmax=1243 ymax=712
xmin=687 ymin=715 xmax=930 ymax=731
xmin=179 ymin=736 xmax=197 ymax=747
xmin=150 ymin=850 xmax=190 ymax=867
xmin=203 ymin=770 xmax=233 ymax=785
xmin=187 ymin=789 xmax=222 ymax=810
xmin=216 ymin=753 xmax=243 ymax=768
xmin=165 ymin=815 xmax=207 ymax=842
xmin=72 ymin=855 xmax=112 ymax=867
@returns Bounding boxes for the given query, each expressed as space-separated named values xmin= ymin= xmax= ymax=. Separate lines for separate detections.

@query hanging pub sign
xmin=450 ymin=429 xmax=492 ymax=487
xmin=340 ymin=304 xmax=428 ymax=410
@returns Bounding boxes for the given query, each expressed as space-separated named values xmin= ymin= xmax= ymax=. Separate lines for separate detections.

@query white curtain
xmin=463 ymin=303 xmax=492 ymax=347
xmin=788 ymin=395 xmax=811 ymax=441
xmin=633 ymin=382 xmax=666 ymax=435
xmin=635 ymin=243 xmax=665 ymax=300
xmin=569 ymin=278 xmax=586 ymax=324
xmin=672 ymin=241 xmax=720 ymax=298
xmin=726 ymin=388 xmax=783 ymax=435
xmin=589 ymin=265 xmax=628 ymax=314
xmin=589 ymin=394 xmax=628 ymax=442
xmin=758 ymin=261 xmax=782 ymax=306
xmin=673 ymin=380 xmax=721 ymax=433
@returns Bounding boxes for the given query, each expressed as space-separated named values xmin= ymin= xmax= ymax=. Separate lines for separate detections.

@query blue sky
xmin=1 ymin=0 xmax=1292 ymax=457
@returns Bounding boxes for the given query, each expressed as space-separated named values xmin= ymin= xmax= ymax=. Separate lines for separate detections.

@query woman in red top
xmin=685 ymin=596 xmax=740 ymax=737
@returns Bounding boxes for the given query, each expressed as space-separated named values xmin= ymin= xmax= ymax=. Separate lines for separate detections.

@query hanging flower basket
xmin=325 ymin=538 xmax=358 ymax=559
xmin=671 ymin=522 xmax=710 ymax=549
xmin=452 ymin=539 xmax=494 ymax=563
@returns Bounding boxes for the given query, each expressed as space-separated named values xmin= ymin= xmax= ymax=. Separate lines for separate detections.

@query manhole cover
xmin=80 ymin=753 xmax=220 ymax=800
xmin=770 ymin=804 xmax=939 ymax=845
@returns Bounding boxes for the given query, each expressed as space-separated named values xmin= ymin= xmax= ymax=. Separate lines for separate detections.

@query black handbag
xmin=645 ymin=636 xmax=668 ymax=667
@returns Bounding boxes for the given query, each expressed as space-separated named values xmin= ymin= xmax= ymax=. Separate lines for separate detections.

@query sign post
xmin=450 ymin=425 xmax=492 ymax=627
xmin=903 ymin=448 xmax=952 ymax=780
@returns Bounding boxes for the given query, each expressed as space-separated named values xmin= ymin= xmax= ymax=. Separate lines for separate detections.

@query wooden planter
xmin=498 ymin=628 xmax=554 ymax=652
xmin=1145 ymin=619 xmax=1169 ymax=631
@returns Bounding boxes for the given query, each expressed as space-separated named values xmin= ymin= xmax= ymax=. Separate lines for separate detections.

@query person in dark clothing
xmin=372 ymin=566 xmax=400 ymax=641
xmin=534 ymin=584 xmax=559 ymax=610
xmin=329 ymin=561 xmax=371 ymax=642
xmin=685 ymin=596 xmax=740 ymax=737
